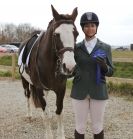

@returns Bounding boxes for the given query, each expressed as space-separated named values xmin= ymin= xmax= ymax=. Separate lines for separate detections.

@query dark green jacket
xmin=71 ymin=39 xmax=114 ymax=100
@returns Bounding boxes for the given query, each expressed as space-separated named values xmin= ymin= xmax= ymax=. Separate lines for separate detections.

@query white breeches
xmin=72 ymin=98 xmax=107 ymax=134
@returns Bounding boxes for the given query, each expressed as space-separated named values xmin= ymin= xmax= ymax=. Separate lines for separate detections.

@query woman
xmin=71 ymin=12 xmax=114 ymax=139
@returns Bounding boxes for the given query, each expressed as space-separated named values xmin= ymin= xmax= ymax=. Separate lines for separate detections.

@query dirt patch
xmin=113 ymin=58 xmax=133 ymax=62
xmin=106 ymin=77 xmax=133 ymax=84
xmin=0 ymin=80 xmax=133 ymax=139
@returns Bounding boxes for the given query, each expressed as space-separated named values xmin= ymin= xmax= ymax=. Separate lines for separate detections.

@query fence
xmin=0 ymin=53 xmax=17 ymax=80
xmin=12 ymin=53 xmax=16 ymax=80
xmin=0 ymin=53 xmax=133 ymax=83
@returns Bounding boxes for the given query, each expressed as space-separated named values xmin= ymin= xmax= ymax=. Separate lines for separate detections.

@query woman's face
xmin=83 ymin=23 xmax=97 ymax=39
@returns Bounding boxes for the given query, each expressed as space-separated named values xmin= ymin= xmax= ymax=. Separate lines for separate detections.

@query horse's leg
xmin=21 ymin=76 xmax=32 ymax=118
xmin=41 ymin=90 xmax=53 ymax=139
xmin=26 ymin=85 xmax=32 ymax=118
xmin=55 ymin=88 xmax=66 ymax=139
xmin=56 ymin=113 xmax=65 ymax=139
xmin=36 ymin=88 xmax=53 ymax=139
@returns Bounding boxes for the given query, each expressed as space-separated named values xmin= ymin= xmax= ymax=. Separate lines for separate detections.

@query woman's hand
xmin=95 ymin=56 xmax=108 ymax=72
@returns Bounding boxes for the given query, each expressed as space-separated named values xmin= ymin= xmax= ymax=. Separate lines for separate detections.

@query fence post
xmin=130 ymin=44 xmax=133 ymax=51
xmin=12 ymin=53 xmax=16 ymax=80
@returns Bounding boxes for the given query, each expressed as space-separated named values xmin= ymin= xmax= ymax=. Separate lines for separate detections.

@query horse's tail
xmin=30 ymin=86 xmax=46 ymax=108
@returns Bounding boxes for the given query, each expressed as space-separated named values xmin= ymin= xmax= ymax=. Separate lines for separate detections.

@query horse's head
xmin=50 ymin=5 xmax=79 ymax=76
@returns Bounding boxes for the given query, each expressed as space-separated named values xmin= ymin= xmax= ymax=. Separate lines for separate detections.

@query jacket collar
xmin=78 ymin=39 xmax=103 ymax=55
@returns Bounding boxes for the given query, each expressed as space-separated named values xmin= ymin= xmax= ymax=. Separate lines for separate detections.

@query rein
xmin=35 ymin=31 xmax=50 ymax=90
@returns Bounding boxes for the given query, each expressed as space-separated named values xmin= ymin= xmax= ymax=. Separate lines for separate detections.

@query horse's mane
xmin=47 ymin=20 xmax=54 ymax=29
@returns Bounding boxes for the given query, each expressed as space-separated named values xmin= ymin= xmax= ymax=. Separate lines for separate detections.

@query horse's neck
xmin=40 ymin=29 xmax=54 ymax=54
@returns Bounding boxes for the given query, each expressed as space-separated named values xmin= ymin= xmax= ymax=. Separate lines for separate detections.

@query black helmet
xmin=80 ymin=12 xmax=99 ymax=28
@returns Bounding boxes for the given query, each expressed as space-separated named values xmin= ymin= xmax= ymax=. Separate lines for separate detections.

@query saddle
xmin=20 ymin=31 xmax=45 ymax=66
xmin=22 ymin=33 xmax=39 ymax=64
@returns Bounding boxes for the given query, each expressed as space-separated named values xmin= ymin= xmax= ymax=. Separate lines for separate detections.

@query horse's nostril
xmin=63 ymin=63 xmax=70 ymax=73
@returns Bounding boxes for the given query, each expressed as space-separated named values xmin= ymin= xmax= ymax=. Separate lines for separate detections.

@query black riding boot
xmin=74 ymin=130 xmax=84 ymax=139
xmin=94 ymin=130 xmax=104 ymax=139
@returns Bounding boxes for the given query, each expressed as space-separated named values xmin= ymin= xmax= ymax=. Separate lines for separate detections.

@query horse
xmin=18 ymin=5 xmax=78 ymax=139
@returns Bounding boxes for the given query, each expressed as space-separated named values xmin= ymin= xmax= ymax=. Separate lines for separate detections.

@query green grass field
xmin=113 ymin=62 xmax=133 ymax=78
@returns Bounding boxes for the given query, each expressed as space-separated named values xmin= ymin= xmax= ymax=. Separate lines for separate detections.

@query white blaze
xmin=63 ymin=51 xmax=76 ymax=70
xmin=55 ymin=24 xmax=74 ymax=48
xmin=55 ymin=24 xmax=76 ymax=70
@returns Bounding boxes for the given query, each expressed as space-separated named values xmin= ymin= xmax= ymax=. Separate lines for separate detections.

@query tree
xmin=0 ymin=23 xmax=40 ymax=44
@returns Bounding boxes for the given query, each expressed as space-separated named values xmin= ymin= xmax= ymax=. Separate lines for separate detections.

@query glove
xmin=95 ymin=56 xmax=108 ymax=72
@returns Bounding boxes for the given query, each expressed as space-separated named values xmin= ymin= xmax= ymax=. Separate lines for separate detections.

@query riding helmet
xmin=80 ymin=12 xmax=99 ymax=28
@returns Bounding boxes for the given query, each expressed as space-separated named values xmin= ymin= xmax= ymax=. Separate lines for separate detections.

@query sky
xmin=0 ymin=0 xmax=133 ymax=47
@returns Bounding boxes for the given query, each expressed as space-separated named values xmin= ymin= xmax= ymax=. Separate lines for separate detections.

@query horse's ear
xmin=71 ymin=7 xmax=78 ymax=22
xmin=51 ymin=5 xmax=60 ymax=21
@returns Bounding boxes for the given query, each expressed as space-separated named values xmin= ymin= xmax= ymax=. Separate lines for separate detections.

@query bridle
xmin=51 ymin=19 xmax=76 ymax=76
xmin=34 ymin=19 xmax=77 ymax=89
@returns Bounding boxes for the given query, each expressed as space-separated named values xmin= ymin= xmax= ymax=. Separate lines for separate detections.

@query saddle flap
xmin=18 ymin=31 xmax=44 ymax=67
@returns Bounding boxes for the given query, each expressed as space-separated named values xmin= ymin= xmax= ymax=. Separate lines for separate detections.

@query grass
xmin=107 ymin=81 xmax=133 ymax=100
xmin=113 ymin=62 xmax=133 ymax=79
xmin=0 ymin=71 xmax=12 ymax=77
xmin=0 ymin=70 xmax=20 ymax=79
xmin=0 ymin=55 xmax=12 ymax=66
xmin=0 ymin=54 xmax=18 ymax=66
xmin=0 ymin=54 xmax=19 ymax=79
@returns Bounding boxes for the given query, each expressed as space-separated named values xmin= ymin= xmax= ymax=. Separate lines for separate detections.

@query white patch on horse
xmin=56 ymin=114 xmax=65 ymax=139
xmin=42 ymin=90 xmax=53 ymax=139
xmin=55 ymin=24 xmax=74 ymax=48
xmin=19 ymin=64 xmax=33 ymax=84
xmin=26 ymin=95 xmax=32 ymax=118
xmin=63 ymin=51 xmax=76 ymax=71
xmin=55 ymin=24 xmax=76 ymax=70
